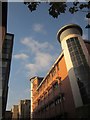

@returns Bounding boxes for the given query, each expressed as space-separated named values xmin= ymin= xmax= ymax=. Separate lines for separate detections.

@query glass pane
xmin=5 ymin=34 xmax=12 ymax=40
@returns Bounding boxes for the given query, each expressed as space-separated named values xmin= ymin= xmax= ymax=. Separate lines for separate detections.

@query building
xmin=5 ymin=111 xmax=12 ymax=119
xmin=30 ymin=24 xmax=90 ymax=119
xmin=11 ymin=99 xmax=31 ymax=120
xmin=2 ymin=33 xmax=14 ymax=119
xmin=0 ymin=2 xmax=7 ymax=119
xmin=30 ymin=77 xmax=43 ymax=118
xmin=0 ymin=2 xmax=7 ymax=46
xmin=11 ymin=105 xmax=19 ymax=120
xmin=18 ymin=99 xmax=31 ymax=120
xmin=0 ymin=2 xmax=14 ymax=119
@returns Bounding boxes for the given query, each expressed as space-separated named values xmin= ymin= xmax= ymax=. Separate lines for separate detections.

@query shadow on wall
xmin=68 ymin=66 xmax=90 ymax=118
xmin=32 ymin=65 xmax=90 ymax=119
xmin=32 ymin=75 xmax=75 ymax=119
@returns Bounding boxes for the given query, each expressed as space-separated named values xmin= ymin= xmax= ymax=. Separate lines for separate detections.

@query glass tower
xmin=57 ymin=24 xmax=90 ymax=107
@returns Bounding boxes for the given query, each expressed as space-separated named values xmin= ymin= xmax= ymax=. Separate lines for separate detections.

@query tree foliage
xmin=24 ymin=1 xmax=90 ymax=19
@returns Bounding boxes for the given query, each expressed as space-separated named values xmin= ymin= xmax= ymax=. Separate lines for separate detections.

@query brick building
xmin=11 ymin=105 xmax=19 ymax=120
xmin=30 ymin=24 xmax=90 ymax=119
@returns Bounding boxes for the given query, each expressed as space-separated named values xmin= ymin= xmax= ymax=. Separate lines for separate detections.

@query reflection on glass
xmin=67 ymin=37 xmax=90 ymax=105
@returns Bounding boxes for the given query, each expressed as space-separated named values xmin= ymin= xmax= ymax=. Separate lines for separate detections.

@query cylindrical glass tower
xmin=57 ymin=24 xmax=90 ymax=107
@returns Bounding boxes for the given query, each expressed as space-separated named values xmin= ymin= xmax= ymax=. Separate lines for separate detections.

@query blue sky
xmin=6 ymin=2 xmax=88 ymax=110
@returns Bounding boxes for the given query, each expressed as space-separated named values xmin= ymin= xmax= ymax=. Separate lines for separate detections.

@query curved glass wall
xmin=67 ymin=37 xmax=90 ymax=104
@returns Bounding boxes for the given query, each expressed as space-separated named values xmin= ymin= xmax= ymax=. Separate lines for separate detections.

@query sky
xmin=6 ymin=2 xmax=89 ymax=110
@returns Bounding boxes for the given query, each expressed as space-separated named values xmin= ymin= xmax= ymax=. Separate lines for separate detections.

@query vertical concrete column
xmin=30 ymin=79 xmax=33 ymax=120
xmin=57 ymin=24 xmax=90 ymax=108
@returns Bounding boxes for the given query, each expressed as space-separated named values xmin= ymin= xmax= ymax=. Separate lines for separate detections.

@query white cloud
xmin=33 ymin=23 xmax=46 ymax=34
xmin=13 ymin=53 xmax=29 ymax=60
xmin=20 ymin=37 xmax=56 ymax=77
xmin=35 ymin=52 xmax=53 ymax=68
xmin=21 ymin=37 xmax=53 ymax=53
xmin=25 ymin=51 xmax=54 ymax=76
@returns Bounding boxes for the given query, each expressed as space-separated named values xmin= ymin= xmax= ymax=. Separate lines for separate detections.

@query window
xmin=44 ymin=92 xmax=47 ymax=98
xmin=2 ymin=67 xmax=6 ymax=74
xmin=46 ymin=105 xmax=49 ymax=111
xmin=69 ymin=47 xmax=73 ymax=52
xmin=44 ymin=80 xmax=47 ymax=87
xmin=48 ymin=87 xmax=52 ymax=95
xmin=2 ymin=53 xmax=9 ymax=59
xmin=67 ymin=37 xmax=90 ymax=105
xmin=46 ymin=75 xmax=50 ymax=83
xmin=5 ymin=34 xmax=13 ymax=40
xmin=49 ymin=102 xmax=55 ymax=108
xmin=3 ymin=42 xmax=11 ymax=49
xmin=53 ymin=82 xmax=58 ymax=89
xmin=52 ymin=67 xmax=56 ymax=77
xmin=38 ymin=99 xmax=40 ymax=105
xmin=60 ymin=93 xmax=65 ymax=101
xmin=2 ymin=61 xmax=7 ymax=67
xmin=55 ymin=97 xmax=61 ymax=105
xmin=67 ymin=37 xmax=87 ymax=67
xmin=57 ymin=63 xmax=59 ymax=71
xmin=2 ymin=48 xmax=10 ymax=54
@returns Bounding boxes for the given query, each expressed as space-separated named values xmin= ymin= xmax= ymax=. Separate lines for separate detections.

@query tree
xmin=24 ymin=1 xmax=90 ymax=28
